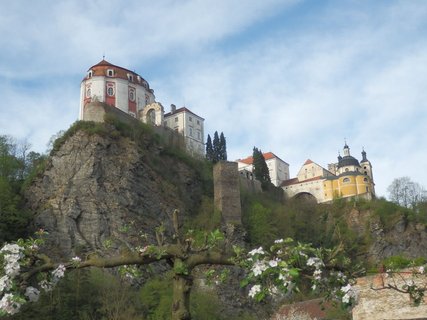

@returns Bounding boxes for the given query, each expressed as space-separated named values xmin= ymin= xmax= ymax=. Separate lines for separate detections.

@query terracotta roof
xmin=272 ymin=298 xmax=333 ymax=320
xmin=281 ymin=176 xmax=323 ymax=187
xmin=164 ymin=107 xmax=204 ymax=120
xmin=237 ymin=152 xmax=288 ymax=165
xmin=83 ymin=60 xmax=152 ymax=91
xmin=304 ymin=159 xmax=314 ymax=165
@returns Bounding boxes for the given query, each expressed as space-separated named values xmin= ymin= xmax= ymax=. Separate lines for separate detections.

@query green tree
xmin=219 ymin=132 xmax=227 ymax=161
xmin=212 ymin=131 xmax=220 ymax=163
xmin=205 ymin=134 xmax=214 ymax=162
xmin=1 ymin=210 xmax=355 ymax=320
xmin=252 ymin=147 xmax=271 ymax=191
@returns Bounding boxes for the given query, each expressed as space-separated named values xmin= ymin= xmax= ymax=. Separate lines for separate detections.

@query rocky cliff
xmin=346 ymin=207 xmax=427 ymax=263
xmin=26 ymin=122 xmax=207 ymax=258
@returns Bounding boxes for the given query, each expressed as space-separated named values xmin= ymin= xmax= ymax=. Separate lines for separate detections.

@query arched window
xmin=343 ymin=177 xmax=350 ymax=183
xmin=107 ymin=87 xmax=114 ymax=96
xmin=364 ymin=177 xmax=368 ymax=182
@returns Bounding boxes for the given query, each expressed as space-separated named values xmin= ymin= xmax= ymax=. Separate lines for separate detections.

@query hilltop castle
xmin=79 ymin=59 xmax=205 ymax=157
xmin=79 ymin=60 xmax=375 ymax=203
xmin=282 ymin=144 xmax=375 ymax=203
xmin=237 ymin=144 xmax=375 ymax=203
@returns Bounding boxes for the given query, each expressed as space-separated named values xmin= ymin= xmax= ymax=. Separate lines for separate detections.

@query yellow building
xmin=281 ymin=143 xmax=375 ymax=203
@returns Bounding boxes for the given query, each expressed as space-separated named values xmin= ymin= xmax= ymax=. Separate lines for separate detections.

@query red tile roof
xmin=237 ymin=152 xmax=288 ymax=165
xmin=304 ymin=159 xmax=314 ymax=165
xmin=272 ymin=298 xmax=334 ymax=320
xmin=83 ymin=60 xmax=151 ymax=90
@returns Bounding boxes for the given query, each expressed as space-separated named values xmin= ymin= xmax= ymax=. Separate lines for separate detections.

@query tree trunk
xmin=172 ymin=273 xmax=193 ymax=320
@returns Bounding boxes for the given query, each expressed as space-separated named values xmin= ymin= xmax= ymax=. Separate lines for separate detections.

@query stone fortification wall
xmin=83 ymin=101 xmax=186 ymax=152
xmin=352 ymin=272 xmax=427 ymax=320
xmin=239 ymin=170 xmax=262 ymax=194
xmin=213 ymin=161 xmax=242 ymax=225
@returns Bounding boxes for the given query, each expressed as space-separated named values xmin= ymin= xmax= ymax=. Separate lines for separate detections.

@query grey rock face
xmin=26 ymin=129 xmax=203 ymax=258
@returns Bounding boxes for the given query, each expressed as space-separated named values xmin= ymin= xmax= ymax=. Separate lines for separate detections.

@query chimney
xmin=171 ymin=104 xmax=176 ymax=113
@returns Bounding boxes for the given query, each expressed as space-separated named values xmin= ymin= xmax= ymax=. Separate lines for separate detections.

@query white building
xmin=164 ymin=105 xmax=205 ymax=157
xmin=79 ymin=60 xmax=205 ymax=157
xmin=236 ymin=152 xmax=290 ymax=187
xmin=79 ymin=59 xmax=156 ymax=120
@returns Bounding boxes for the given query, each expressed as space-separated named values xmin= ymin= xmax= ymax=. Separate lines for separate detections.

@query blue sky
xmin=1 ymin=0 xmax=427 ymax=197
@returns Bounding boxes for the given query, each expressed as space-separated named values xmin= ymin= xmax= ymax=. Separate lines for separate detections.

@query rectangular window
xmin=197 ymin=131 xmax=200 ymax=139
xmin=189 ymin=116 xmax=193 ymax=122
xmin=197 ymin=120 xmax=200 ymax=125
xmin=189 ymin=128 xmax=193 ymax=136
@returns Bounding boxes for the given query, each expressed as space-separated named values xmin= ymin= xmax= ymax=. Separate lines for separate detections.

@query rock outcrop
xmin=346 ymin=208 xmax=427 ymax=262
xmin=26 ymin=125 xmax=205 ymax=258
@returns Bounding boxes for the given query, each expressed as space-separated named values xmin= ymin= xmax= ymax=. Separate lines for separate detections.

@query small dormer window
xmin=88 ymin=70 xmax=93 ymax=78
xmin=107 ymin=69 xmax=114 ymax=77
xmin=127 ymin=74 xmax=133 ymax=82
xmin=137 ymin=76 xmax=141 ymax=82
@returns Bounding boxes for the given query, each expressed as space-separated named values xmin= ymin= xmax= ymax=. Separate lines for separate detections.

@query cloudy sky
xmin=1 ymin=0 xmax=426 ymax=197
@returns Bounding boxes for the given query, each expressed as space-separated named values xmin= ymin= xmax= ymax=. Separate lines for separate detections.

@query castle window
xmin=343 ymin=177 xmax=350 ymax=183
xmin=86 ymin=88 xmax=91 ymax=98
xmin=197 ymin=131 xmax=201 ymax=139
xmin=189 ymin=128 xmax=193 ymax=137
xmin=88 ymin=70 xmax=93 ymax=78
xmin=197 ymin=120 xmax=200 ymax=125
xmin=107 ymin=87 xmax=114 ymax=96
xmin=129 ymin=88 xmax=135 ymax=101
xmin=189 ymin=116 xmax=193 ymax=122
xmin=345 ymin=168 xmax=349 ymax=172
xmin=127 ymin=74 xmax=133 ymax=81
xmin=107 ymin=69 xmax=114 ymax=77
xmin=364 ymin=177 xmax=368 ymax=182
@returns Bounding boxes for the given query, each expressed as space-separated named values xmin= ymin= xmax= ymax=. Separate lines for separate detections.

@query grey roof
xmin=337 ymin=155 xmax=360 ymax=168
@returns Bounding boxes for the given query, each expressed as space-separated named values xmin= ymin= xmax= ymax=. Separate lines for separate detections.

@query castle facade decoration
xmin=281 ymin=143 xmax=375 ymax=203
xmin=237 ymin=152 xmax=290 ymax=187
xmin=79 ymin=60 xmax=204 ymax=157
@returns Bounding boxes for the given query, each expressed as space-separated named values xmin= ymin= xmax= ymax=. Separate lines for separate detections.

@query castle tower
xmin=360 ymin=149 xmax=375 ymax=193
xmin=79 ymin=59 xmax=156 ymax=120
xmin=337 ymin=143 xmax=361 ymax=175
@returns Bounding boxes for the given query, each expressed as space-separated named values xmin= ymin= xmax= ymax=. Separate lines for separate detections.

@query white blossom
xmin=313 ymin=269 xmax=322 ymax=280
xmin=248 ymin=284 xmax=261 ymax=298
xmin=274 ymin=239 xmax=284 ymax=244
xmin=52 ymin=264 xmax=66 ymax=280
xmin=248 ymin=247 xmax=265 ymax=256
xmin=418 ymin=266 xmax=425 ymax=274
xmin=39 ymin=279 xmax=53 ymax=292
xmin=340 ymin=284 xmax=357 ymax=304
xmin=306 ymin=257 xmax=324 ymax=268
xmin=71 ymin=256 xmax=81 ymax=263
xmin=25 ymin=286 xmax=40 ymax=302
xmin=0 ymin=275 xmax=12 ymax=293
xmin=0 ymin=244 xmax=22 ymax=255
xmin=252 ymin=261 xmax=268 ymax=276
xmin=0 ymin=293 xmax=21 ymax=315
xmin=268 ymin=259 xmax=279 ymax=268
xmin=4 ymin=260 xmax=20 ymax=277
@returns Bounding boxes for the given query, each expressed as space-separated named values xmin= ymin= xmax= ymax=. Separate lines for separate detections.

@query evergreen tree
xmin=252 ymin=147 xmax=271 ymax=190
xmin=219 ymin=132 xmax=227 ymax=161
xmin=205 ymin=134 xmax=214 ymax=161
xmin=212 ymin=131 xmax=220 ymax=163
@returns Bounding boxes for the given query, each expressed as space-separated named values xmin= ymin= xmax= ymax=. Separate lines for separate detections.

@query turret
xmin=360 ymin=148 xmax=374 ymax=183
